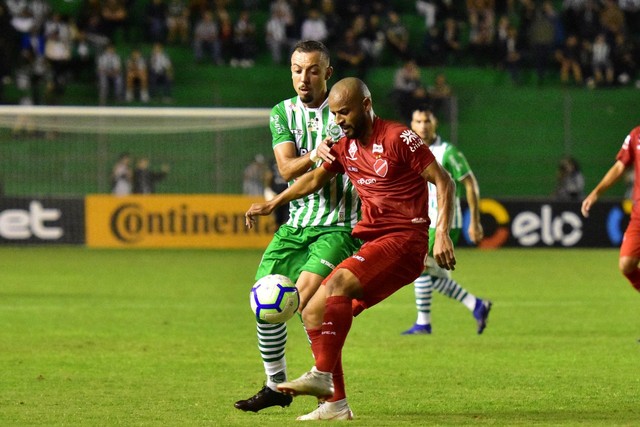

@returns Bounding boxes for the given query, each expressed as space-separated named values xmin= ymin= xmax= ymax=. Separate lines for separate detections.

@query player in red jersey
xmin=245 ymin=77 xmax=456 ymax=413
xmin=582 ymin=126 xmax=640 ymax=293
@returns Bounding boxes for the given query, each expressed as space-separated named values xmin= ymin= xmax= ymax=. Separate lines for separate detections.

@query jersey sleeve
xmin=444 ymin=144 xmax=472 ymax=182
xmin=270 ymin=103 xmax=294 ymax=149
xmin=395 ymin=128 xmax=435 ymax=174
xmin=616 ymin=131 xmax=636 ymax=166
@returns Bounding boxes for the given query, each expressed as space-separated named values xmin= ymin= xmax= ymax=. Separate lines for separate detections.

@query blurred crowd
xmin=0 ymin=0 xmax=639 ymax=107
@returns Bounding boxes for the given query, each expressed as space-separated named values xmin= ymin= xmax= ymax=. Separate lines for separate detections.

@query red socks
xmin=315 ymin=295 xmax=352 ymax=375
xmin=623 ymin=268 xmax=640 ymax=292
xmin=307 ymin=326 xmax=346 ymax=401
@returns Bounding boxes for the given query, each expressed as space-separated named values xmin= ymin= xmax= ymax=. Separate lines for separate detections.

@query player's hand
xmin=581 ymin=194 xmax=597 ymax=218
xmin=468 ymin=222 xmax=484 ymax=245
xmin=245 ymin=202 xmax=274 ymax=228
xmin=433 ymin=231 xmax=456 ymax=271
xmin=314 ymin=138 xmax=336 ymax=164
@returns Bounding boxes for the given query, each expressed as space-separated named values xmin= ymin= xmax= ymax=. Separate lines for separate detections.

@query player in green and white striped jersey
xmin=402 ymin=105 xmax=492 ymax=335
xmin=235 ymin=41 xmax=360 ymax=421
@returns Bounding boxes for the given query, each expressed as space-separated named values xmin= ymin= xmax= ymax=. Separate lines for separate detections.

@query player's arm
xmin=581 ymin=160 xmax=626 ymax=218
xmin=460 ymin=172 xmax=484 ymax=244
xmin=422 ymin=160 xmax=456 ymax=271
xmin=273 ymin=138 xmax=335 ymax=181
xmin=245 ymin=167 xmax=336 ymax=228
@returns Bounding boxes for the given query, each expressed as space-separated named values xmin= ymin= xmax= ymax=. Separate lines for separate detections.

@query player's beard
xmin=299 ymin=93 xmax=314 ymax=104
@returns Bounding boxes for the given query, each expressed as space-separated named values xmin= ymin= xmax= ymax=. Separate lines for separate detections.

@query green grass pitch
xmin=1 ymin=246 xmax=638 ymax=426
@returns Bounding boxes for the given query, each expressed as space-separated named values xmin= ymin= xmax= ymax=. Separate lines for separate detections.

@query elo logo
xmin=511 ymin=205 xmax=582 ymax=246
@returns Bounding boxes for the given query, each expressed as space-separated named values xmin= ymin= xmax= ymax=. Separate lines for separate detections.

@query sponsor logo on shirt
xmin=401 ymin=129 xmax=425 ymax=152
xmin=357 ymin=178 xmax=377 ymax=185
xmin=351 ymin=255 xmax=365 ymax=262
xmin=373 ymin=158 xmax=388 ymax=177
xmin=347 ymin=166 xmax=359 ymax=172
xmin=271 ymin=115 xmax=286 ymax=135
xmin=411 ymin=217 xmax=428 ymax=223
xmin=372 ymin=143 xmax=383 ymax=154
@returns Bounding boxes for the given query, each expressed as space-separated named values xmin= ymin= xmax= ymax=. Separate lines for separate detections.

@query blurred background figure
xmin=243 ymin=154 xmax=267 ymax=196
xmin=111 ymin=152 xmax=132 ymax=195
xmin=133 ymin=157 xmax=169 ymax=194
xmin=554 ymin=156 xmax=585 ymax=201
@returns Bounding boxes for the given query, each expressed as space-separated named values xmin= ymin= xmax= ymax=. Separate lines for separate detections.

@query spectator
xmin=599 ymin=0 xmax=625 ymax=38
xmin=612 ymin=32 xmax=638 ymax=85
xmin=70 ymin=30 xmax=95 ymax=82
xmin=466 ymin=0 xmax=496 ymax=66
xmin=125 ymin=47 xmax=149 ymax=103
xmin=384 ymin=10 xmax=411 ymax=61
xmin=556 ymin=34 xmax=584 ymax=85
xmin=427 ymin=72 xmax=453 ymax=119
xmin=97 ymin=43 xmax=123 ymax=105
xmin=334 ymin=27 xmax=369 ymax=81
xmin=265 ymin=7 xmax=288 ymax=64
xmin=391 ymin=59 xmax=430 ymax=122
xmin=498 ymin=24 xmax=524 ymax=84
xmin=555 ymin=156 xmax=585 ymax=201
xmin=145 ymin=0 xmax=168 ymax=43
xmin=166 ymin=0 xmax=190 ymax=45
xmin=148 ymin=42 xmax=173 ymax=103
xmin=243 ymin=154 xmax=268 ymax=196
xmin=43 ymin=29 xmax=71 ymax=105
xmin=576 ymin=0 xmax=601 ymax=41
xmin=416 ymin=0 xmax=438 ymax=32
xmin=193 ymin=10 xmax=222 ymax=65
xmin=231 ymin=10 xmax=257 ymax=68
xmin=442 ymin=16 xmax=463 ymax=65
xmin=111 ymin=152 xmax=132 ymax=195
xmin=591 ymin=32 xmax=614 ymax=87
xmin=528 ymin=0 xmax=560 ymax=85
xmin=217 ymin=9 xmax=234 ymax=64
xmin=300 ymin=9 xmax=328 ymax=43
xmin=133 ymin=157 xmax=169 ymax=194
xmin=101 ymin=0 xmax=128 ymax=42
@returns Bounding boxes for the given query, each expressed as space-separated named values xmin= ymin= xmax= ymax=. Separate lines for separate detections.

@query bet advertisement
xmin=85 ymin=195 xmax=276 ymax=248
xmin=0 ymin=197 xmax=85 ymax=244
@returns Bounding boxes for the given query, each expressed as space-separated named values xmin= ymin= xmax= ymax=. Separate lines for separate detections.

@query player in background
xmin=402 ymin=105 xmax=492 ymax=335
xmin=582 ymin=126 xmax=640 ymax=294
xmin=234 ymin=40 xmax=361 ymax=421
xmin=245 ymin=78 xmax=456 ymax=414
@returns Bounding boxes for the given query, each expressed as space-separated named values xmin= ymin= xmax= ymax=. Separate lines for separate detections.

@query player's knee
xmin=325 ymin=269 xmax=362 ymax=298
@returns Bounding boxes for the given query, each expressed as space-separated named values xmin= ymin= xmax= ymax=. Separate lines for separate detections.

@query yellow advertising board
xmin=86 ymin=195 xmax=276 ymax=248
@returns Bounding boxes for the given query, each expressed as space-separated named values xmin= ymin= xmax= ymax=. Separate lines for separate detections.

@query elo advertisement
xmin=458 ymin=198 xmax=632 ymax=249
xmin=85 ymin=195 xmax=276 ymax=248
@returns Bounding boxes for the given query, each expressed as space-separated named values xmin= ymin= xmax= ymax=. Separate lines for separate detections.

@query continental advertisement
xmin=85 ymin=195 xmax=276 ymax=248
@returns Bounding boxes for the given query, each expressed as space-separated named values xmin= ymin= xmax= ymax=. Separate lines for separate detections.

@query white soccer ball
xmin=250 ymin=274 xmax=300 ymax=324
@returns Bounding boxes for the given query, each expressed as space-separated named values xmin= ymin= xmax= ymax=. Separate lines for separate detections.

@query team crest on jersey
xmin=372 ymin=143 xmax=383 ymax=154
xmin=307 ymin=117 xmax=320 ymax=132
xmin=373 ymin=158 xmax=388 ymax=177
xmin=347 ymin=140 xmax=358 ymax=160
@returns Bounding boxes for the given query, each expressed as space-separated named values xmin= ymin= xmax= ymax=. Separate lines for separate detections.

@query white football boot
xmin=277 ymin=367 xmax=334 ymax=400
xmin=297 ymin=399 xmax=354 ymax=421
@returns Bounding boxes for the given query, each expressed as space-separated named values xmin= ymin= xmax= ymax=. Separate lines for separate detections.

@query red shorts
xmin=621 ymin=217 xmax=640 ymax=258
xmin=323 ymin=230 xmax=428 ymax=316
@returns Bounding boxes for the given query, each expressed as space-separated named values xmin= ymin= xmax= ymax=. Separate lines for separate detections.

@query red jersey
xmin=323 ymin=117 xmax=436 ymax=240
xmin=616 ymin=126 xmax=640 ymax=216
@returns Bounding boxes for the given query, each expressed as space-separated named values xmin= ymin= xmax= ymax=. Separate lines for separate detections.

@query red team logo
xmin=373 ymin=158 xmax=388 ymax=177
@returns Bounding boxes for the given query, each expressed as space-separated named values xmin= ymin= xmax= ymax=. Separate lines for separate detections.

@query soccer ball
xmin=250 ymin=274 xmax=300 ymax=324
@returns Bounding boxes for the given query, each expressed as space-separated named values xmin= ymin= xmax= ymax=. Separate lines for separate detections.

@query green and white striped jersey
xmin=427 ymin=136 xmax=472 ymax=230
xmin=270 ymin=96 xmax=360 ymax=229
